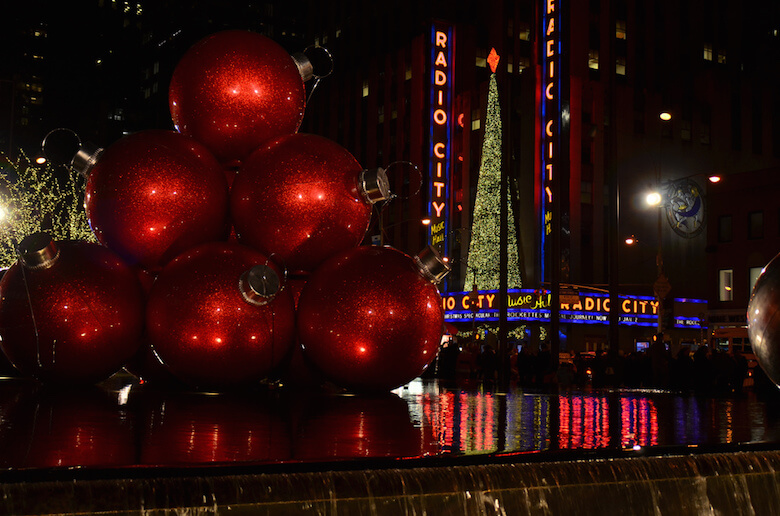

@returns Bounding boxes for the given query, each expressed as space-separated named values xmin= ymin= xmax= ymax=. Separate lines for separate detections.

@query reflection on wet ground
xmin=2 ymin=374 xmax=780 ymax=470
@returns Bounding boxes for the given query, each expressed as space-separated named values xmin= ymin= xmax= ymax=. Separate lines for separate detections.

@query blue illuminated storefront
xmin=443 ymin=288 xmax=707 ymax=351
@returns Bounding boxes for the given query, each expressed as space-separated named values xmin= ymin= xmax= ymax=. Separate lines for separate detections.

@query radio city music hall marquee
xmin=442 ymin=289 xmax=706 ymax=329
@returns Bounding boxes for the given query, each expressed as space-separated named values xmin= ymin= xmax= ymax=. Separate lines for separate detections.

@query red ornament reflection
xmin=85 ymin=129 xmax=229 ymax=272
xmin=293 ymin=393 xmax=424 ymax=460
xmin=0 ymin=237 xmax=145 ymax=384
xmin=13 ymin=387 xmax=136 ymax=468
xmin=231 ymin=133 xmax=378 ymax=274
xmin=141 ymin=391 xmax=291 ymax=465
xmin=169 ymin=30 xmax=305 ymax=163
xmin=146 ymin=242 xmax=296 ymax=390
xmin=296 ymin=246 xmax=446 ymax=392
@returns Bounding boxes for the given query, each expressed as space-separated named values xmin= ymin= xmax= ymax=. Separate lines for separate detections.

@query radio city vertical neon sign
xmin=428 ymin=23 xmax=453 ymax=254
xmin=541 ymin=0 xmax=561 ymax=281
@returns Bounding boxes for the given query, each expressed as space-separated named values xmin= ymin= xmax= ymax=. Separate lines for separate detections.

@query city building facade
xmin=302 ymin=0 xmax=780 ymax=354
xmin=1 ymin=0 xmax=779 ymax=355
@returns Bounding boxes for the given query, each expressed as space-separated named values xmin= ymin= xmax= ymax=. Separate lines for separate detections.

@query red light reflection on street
xmin=621 ymin=397 xmax=659 ymax=448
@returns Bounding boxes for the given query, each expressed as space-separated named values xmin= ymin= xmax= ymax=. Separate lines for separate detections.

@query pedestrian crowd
xmin=434 ymin=333 xmax=757 ymax=397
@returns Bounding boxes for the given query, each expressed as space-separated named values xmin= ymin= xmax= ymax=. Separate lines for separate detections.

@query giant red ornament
xmin=169 ymin=30 xmax=306 ymax=163
xmin=231 ymin=133 xmax=390 ymax=273
xmin=296 ymin=245 xmax=450 ymax=392
xmin=0 ymin=233 xmax=145 ymax=384
xmin=748 ymin=252 xmax=780 ymax=387
xmin=146 ymin=242 xmax=296 ymax=390
xmin=83 ymin=129 xmax=229 ymax=272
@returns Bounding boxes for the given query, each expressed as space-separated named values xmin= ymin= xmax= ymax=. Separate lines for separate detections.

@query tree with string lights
xmin=0 ymin=153 xmax=94 ymax=268
xmin=465 ymin=48 xmax=522 ymax=290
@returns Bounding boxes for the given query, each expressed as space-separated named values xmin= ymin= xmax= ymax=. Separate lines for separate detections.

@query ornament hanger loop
xmin=383 ymin=161 xmax=422 ymax=201
xmin=303 ymin=45 xmax=334 ymax=80
xmin=41 ymin=128 xmax=102 ymax=178
xmin=266 ymin=253 xmax=289 ymax=292
xmin=41 ymin=128 xmax=81 ymax=166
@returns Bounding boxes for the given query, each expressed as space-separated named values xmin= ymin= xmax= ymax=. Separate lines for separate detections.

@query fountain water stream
xmin=1 ymin=450 xmax=779 ymax=514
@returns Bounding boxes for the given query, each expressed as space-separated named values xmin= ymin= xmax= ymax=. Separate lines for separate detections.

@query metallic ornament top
xmin=84 ymin=130 xmax=230 ymax=272
xmin=18 ymin=232 xmax=60 ymax=270
xmin=169 ymin=30 xmax=306 ymax=163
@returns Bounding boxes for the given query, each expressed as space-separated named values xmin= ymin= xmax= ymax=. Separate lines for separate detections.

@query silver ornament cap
xmin=240 ymin=264 xmax=281 ymax=306
xmin=359 ymin=167 xmax=391 ymax=204
xmin=414 ymin=245 xmax=451 ymax=284
xmin=70 ymin=141 xmax=104 ymax=178
xmin=292 ymin=46 xmax=333 ymax=82
xmin=18 ymin=232 xmax=60 ymax=270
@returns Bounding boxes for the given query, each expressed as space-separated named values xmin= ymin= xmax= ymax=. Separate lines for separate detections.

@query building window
xmin=616 ymin=57 xmax=626 ymax=75
xmin=718 ymin=215 xmax=732 ymax=242
xmin=750 ymin=266 xmax=764 ymax=294
xmin=471 ymin=108 xmax=481 ymax=131
xmin=516 ymin=56 xmax=530 ymax=73
xmin=581 ymin=181 xmax=593 ymax=204
xmin=703 ymin=44 xmax=713 ymax=61
xmin=717 ymin=52 xmax=726 ymax=64
xmin=700 ymin=105 xmax=711 ymax=145
xmin=681 ymin=120 xmax=692 ymax=141
xmin=362 ymin=80 xmax=369 ymax=97
xmin=719 ymin=269 xmax=734 ymax=301
xmin=476 ymin=48 xmax=487 ymax=68
xmin=616 ymin=20 xmax=627 ymax=39
xmin=518 ymin=22 xmax=531 ymax=41
xmin=588 ymin=50 xmax=599 ymax=70
xmin=749 ymin=211 xmax=764 ymax=239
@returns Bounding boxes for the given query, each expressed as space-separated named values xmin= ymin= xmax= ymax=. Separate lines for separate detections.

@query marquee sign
xmin=443 ymin=289 xmax=706 ymax=329
xmin=540 ymin=0 xmax=562 ymax=281
xmin=428 ymin=22 xmax=454 ymax=254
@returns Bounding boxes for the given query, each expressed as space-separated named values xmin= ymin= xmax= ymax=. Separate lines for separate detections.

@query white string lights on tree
xmin=465 ymin=48 xmax=522 ymax=291
xmin=0 ymin=152 xmax=94 ymax=268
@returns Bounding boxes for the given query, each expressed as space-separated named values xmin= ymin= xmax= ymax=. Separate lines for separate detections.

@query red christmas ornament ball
xmin=296 ymin=245 xmax=448 ymax=392
xmin=169 ymin=30 xmax=305 ymax=163
xmin=85 ymin=129 xmax=229 ymax=272
xmin=146 ymin=242 xmax=296 ymax=390
xmin=231 ymin=133 xmax=385 ymax=273
xmin=0 ymin=234 xmax=145 ymax=384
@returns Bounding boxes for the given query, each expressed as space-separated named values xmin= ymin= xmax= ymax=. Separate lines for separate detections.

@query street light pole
xmin=655 ymin=199 xmax=664 ymax=334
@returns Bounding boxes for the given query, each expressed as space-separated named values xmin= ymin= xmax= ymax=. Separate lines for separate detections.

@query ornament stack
xmin=0 ymin=30 xmax=450 ymax=392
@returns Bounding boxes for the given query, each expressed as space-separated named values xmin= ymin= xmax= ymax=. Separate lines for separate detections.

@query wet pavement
xmin=2 ymin=374 xmax=780 ymax=471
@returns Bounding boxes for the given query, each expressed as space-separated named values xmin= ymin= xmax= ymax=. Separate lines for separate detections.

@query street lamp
xmin=644 ymin=173 xmax=721 ymax=334
xmin=645 ymin=189 xmax=668 ymax=334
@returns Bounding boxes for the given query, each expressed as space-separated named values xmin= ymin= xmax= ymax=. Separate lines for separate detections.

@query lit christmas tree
xmin=465 ymin=49 xmax=522 ymax=290
xmin=0 ymin=152 xmax=94 ymax=268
